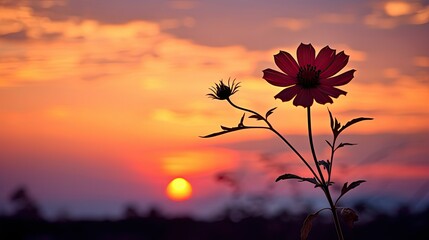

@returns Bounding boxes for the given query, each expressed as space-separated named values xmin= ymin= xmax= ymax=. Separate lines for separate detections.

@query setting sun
xmin=166 ymin=178 xmax=193 ymax=201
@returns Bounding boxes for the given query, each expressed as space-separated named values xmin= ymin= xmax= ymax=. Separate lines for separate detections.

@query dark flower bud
xmin=207 ymin=78 xmax=240 ymax=100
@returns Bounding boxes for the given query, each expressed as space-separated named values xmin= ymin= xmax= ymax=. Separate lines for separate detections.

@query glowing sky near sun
xmin=0 ymin=0 xmax=428 ymax=218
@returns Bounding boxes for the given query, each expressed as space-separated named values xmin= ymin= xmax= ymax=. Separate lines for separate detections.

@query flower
xmin=263 ymin=43 xmax=355 ymax=108
xmin=207 ymin=78 xmax=240 ymax=100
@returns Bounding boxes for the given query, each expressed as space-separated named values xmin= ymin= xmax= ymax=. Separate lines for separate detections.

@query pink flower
xmin=263 ymin=43 xmax=355 ymax=108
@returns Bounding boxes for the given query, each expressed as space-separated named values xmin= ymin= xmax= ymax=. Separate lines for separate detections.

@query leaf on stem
xmin=338 ymin=117 xmax=373 ymax=135
xmin=340 ymin=208 xmax=359 ymax=228
xmin=221 ymin=125 xmax=232 ymax=131
xmin=301 ymin=212 xmax=318 ymax=240
xmin=275 ymin=173 xmax=318 ymax=186
xmin=248 ymin=114 xmax=264 ymax=121
xmin=327 ymin=108 xmax=373 ymax=138
xmin=328 ymin=108 xmax=334 ymax=130
xmin=199 ymin=127 xmax=239 ymax=138
xmin=239 ymin=113 xmax=245 ymax=127
xmin=325 ymin=140 xmax=333 ymax=148
xmin=200 ymin=114 xmax=247 ymax=138
xmin=341 ymin=180 xmax=366 ymax=195
xmin=266 ymin=107 xmax=277 ymax=119
xmin=335 ymin=142 xmax=357 ymax=151
xmin=336 ymin=180 xmax=366 ymax=204
xmin=318 ymin=160 xmax=331 ymax=174
xmin=328 ymin=108 xmax=341 ymax=137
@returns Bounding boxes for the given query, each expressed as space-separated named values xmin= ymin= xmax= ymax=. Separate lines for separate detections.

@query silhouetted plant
xmin=9 ymin=186 xmax=42 ymax=220
xmin=202 ymin=43 xmax=373 ymax=240
xmin=122 ymin=204 xmax=141 ymax=220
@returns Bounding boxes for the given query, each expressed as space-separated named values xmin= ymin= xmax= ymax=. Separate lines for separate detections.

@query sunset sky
xmin=1 ymin=0 xmax=429 ymax=219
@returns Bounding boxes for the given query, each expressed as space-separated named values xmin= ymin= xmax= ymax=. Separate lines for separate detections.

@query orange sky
xmin=0 ymin=0 xmax=428 ymax=218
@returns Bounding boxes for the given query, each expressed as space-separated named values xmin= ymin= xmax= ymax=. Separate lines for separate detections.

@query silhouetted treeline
xmin=1 ymin=187 xmax=428 ymax=239
xmin=1 ymin=205 xmax=429 ymax=240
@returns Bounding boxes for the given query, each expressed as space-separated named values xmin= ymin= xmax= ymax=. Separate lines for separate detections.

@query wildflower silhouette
xmin=202 ymin=43 xmax=373 ymax=240
xmin=207 ymin=78 xmax=240 ymax=100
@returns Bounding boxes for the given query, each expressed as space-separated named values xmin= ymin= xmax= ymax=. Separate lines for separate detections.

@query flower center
xmin=297 ymin=64 xmax=321 ymax=89
xmin=217 ymin=84 xmax=232 ymax=99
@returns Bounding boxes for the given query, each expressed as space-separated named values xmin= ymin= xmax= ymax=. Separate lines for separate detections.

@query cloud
xmin=411 ymin=5 xmax=429 ymax=24
xmin=0 ymin=0 xmax=427 ymax=137
xmin=384 ymin=1 xmax=418 ymax=17
xmin=168 ymin=0 xmax=199 ymax=10
xmin=161 ymin=148 xmax=237 ymax=176
xmin=414 ymin=56 xmax=429 ymax=67
xmin=318 ymin=13 xmax=356 ymax=24
xmin=336 ymin=45 xmax=367 ymax=62
xmin=382 ymin=67 xmax=401 ymax=78
xmin=0 ymin=0 xmax=65 ymax=8
xmin=272 ymin=18 xmax=309 ymax=31
xmin=0 ymin=5 xmax=165 ymax=85
xmin=365 ymin=0 xmax=429 ymax=28
xmin=159 ymin=17 xmax=196 ymax=29
xmin=0 ymin=18 xmax=24 ymax=36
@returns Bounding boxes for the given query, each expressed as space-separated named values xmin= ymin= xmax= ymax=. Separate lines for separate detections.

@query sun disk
xmin=166 ymin=177 xmax=192 ymax=201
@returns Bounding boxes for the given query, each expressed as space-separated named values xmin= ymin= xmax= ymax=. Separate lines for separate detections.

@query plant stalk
xmin=307 ymin=107 xmax=344 ymax=240
xmin=325 ymin=186 xmax=345 ymax=240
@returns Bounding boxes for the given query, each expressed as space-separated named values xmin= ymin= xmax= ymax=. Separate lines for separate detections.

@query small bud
xmin=341 ymin=208 xmax=359 ymax=228
xmin=207 ymin=78 xmax=240 ymax=100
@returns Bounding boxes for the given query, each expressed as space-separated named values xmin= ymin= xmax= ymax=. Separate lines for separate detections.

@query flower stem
xmin=307 ymin=107 xmax=344 ymax=240
xmin=306 ymin=107 xmax=326 ymax=185
xmin=327 ymin=137 xmax=337 ymax=185
xmin=326 ymin=187 xmax=344 ymax=240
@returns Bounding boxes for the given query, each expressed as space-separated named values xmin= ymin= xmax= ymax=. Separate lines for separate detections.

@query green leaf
xmin=265 ymin=107 xmax=277 ymax=119
xmin=301 ymin=212 xmax=318 ymax=240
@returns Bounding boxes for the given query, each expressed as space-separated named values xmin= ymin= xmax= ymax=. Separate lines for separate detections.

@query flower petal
xmin=297 ymin=43 xmax=316 ymax=67
xmin=274 ymin=85 xmax=300 ymax=102
xmin=274 ymin=51 xmax=299 ymax=76
xmin=310 ymin=89 xmax=333 ymax=105
xmin=320 ymin=51 xmax=349 ymax=78
xmin=321 ymin=69 xmax=355 ymax=86
xmin=314 ymin=46 xmax=336 ymax=71
xmin=318 ymin=85 xmax=347 ymax=98
xmin=293 ymin=88 xmax=314 ymax=108
xmin=263 ymin=68 xmax=297 ymax=87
